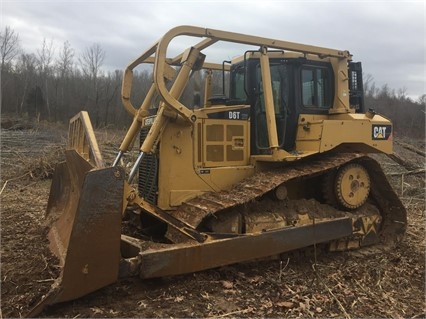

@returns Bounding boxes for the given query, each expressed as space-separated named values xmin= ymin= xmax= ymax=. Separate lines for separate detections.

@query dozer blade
xmin=28 ymin=150 xmax=124 ymax=317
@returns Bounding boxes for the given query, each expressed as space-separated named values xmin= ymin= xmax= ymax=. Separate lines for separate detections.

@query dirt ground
xmin=1 ymin=119 xmax=425 ymax=318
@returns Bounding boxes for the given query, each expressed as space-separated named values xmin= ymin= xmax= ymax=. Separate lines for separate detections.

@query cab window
xmin=230 ymin=65 xmax=247 ymax=102
xmin=301 ymin=67 xmax=331 ymax=109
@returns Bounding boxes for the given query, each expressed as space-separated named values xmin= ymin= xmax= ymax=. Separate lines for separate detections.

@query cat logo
xmin=372 ymin=124 xmax=392 ymax=140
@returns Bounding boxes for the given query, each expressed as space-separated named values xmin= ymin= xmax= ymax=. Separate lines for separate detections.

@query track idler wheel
xmin=335 ymin=163 xmax=370 ymax=210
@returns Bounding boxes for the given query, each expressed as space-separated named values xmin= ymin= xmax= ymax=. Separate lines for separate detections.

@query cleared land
xmin=1 ymin=119 xmax=424 ymax=318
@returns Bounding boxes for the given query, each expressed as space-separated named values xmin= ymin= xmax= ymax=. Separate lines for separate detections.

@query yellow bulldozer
xmin=29 ymin=26 xmax=407 ymax=316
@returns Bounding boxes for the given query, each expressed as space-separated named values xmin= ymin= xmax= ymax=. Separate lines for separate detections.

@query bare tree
xmin=418 ymin=94 xmax=426 ymax=106
xmin=36 ymin=38 xmax=55 ymax=119
xmin=1 ymin=26 xmax=21 ymax=109
xmin=102 ymin=70 xmax=122 ymax=126
xmin=16 ymin=53 xmax=37 ymax=114
xmin=56 ymin=41 xmax=74 ymax=78
xmin=396 ymin=87 xmax=408 ymax=101
xmin=79 ymin=43 xmax=105 ymax=81
xmin=55 ymin=41 xmax=75 ymax=120
xmin=37 ymin=39 xmax=55 ymax=72
xmin=0 ymin=26 xmax=21 ymax=71
xmin=79 ymin=43 xmax=106 ymax=126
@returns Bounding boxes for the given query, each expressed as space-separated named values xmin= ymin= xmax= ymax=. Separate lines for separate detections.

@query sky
xmin=1 ymin=0 xmax=425 ymax=100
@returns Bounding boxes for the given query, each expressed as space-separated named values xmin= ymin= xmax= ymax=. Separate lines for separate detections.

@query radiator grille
xmin=138 ymin=127 xmax=158 ymax=205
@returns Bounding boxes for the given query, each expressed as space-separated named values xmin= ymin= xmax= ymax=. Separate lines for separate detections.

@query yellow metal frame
xmin=119 ymin=25 xmax=353 ymax=158
xmin=114 ymin=25 xmax=392 ymax=209
xmin=68 ymin=111 xmax=104 ymax=168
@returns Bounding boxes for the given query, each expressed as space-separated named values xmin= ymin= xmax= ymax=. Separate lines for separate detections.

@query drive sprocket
xmin=335 ymin=163 xmax=370 ymax=210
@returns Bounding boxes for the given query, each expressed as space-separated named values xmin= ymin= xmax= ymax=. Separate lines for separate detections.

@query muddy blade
xmin=28 ymin=150 xmax=124 ymax=317
xmin=46 ymin=150 xmax=94 ymax=262
xmin=53 ymin=165 xmax=124 ymax=302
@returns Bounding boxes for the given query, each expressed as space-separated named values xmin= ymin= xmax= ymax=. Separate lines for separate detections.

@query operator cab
xmin=226 ymin=52 xmax=364 ymax=155
xmin=227 ymin=53 xmax=333 ymax=154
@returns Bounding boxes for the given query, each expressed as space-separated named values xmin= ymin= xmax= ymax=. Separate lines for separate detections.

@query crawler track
xmin=169 ymin=152 xmax=407 ymax=244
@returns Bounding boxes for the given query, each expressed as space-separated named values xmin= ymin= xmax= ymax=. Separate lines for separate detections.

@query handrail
xmin=154 ymin=25 xmax=351 ymax=123
xmin=68 ymin=111 xmax=104 ymax=168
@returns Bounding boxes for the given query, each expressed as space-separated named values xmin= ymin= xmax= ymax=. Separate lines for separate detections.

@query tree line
xmin=1 ymin=26 xmax=424 ymax=138
xmin=0 ymin=26 xmax=153 ymax=127
xmin=363 ymin=74 xmax=425 ymax=138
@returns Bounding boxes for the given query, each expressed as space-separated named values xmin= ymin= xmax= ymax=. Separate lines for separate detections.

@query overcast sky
xmin=2 ymin=0 xmax=425 ymax=100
